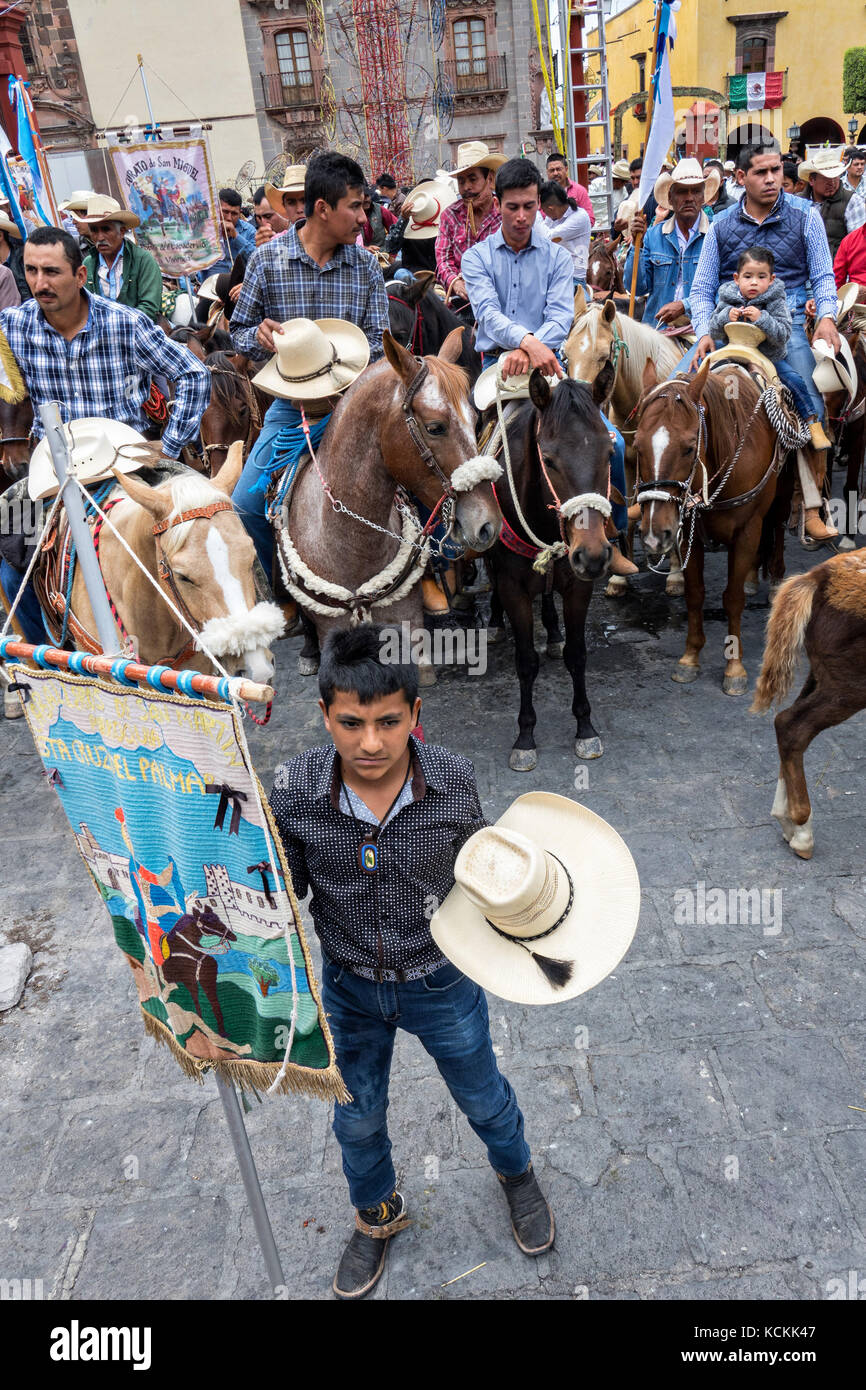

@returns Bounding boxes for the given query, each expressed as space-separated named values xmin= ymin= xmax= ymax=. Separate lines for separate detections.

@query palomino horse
xmin=0 ymin=393 xmax=33 ymax=487
xmin=37 ymin=443 xmax=284 ymax=685
xmin=752 ymin=551 xmax=866 ymax=860
xmin=635 ymin=359 xmax=790 ymax=695
xmin=485 ymin=372 xmax=616 ymax=770
xmin=387 ymin=271 xmax=483 ymax=384
xmin=274 ymin=329 xmax=502 ymax=682
xmin=564 ymin=289 xmax=687 ymax=596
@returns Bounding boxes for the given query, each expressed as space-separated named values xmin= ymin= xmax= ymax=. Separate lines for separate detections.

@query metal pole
xmin=136 ymin=54 xmax=158 ymax=135
xmin=38 ymin=403 xmax=122 ymax=655
xmin=183 ymin=275 xmax=198 ymax=324
xmin=628 ymin=0 xmax=664 ymax=315
xmin=216 ymin=1074 xmax=286 ymax=1294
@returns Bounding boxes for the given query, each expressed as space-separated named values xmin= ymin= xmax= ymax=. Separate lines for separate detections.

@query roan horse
xmin=37 ymin=443 xmax=284 ymax=685
xmin=485 ymin=372 xmax=617 ymax=770
xmin=635 ymin=358 xmax=790 ymax=695
xmin=273 ymin=329 xmax=502 ymax=682
xmin=752 ymin=550 xmax=866 ymax=860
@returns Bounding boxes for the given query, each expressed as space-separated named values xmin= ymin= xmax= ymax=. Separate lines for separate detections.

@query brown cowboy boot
xmin=421 ymin=568 xmax=455 ymax=614
xmin=604 ymin=516 xmax=638 ymax=576
xmin=808 ymin=420 xmax=833 ymax=452
xmin=803 ymin=507 xmax=839 ymax=544
xmin=332 ymin=1190 xmax=410 ymax=1300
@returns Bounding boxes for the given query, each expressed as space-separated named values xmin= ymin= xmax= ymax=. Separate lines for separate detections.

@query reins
xmin=387 ymin=293 xmax=424 ymax=355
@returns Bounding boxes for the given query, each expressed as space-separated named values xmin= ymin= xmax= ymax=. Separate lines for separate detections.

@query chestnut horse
xmin=635 ymin=358 xmax=791 ymax=694
xmin=752 ymin=551 xmax=866 ymax=860
xmin=485 ymin=372 xmax=617 ymax=769
xmin=275 ymin=329 xmax=502 ymax=682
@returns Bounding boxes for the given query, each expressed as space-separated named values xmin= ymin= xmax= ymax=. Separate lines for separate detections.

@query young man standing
xmin=269 ymin=625 xmax=553 ymax=1299
xmin=545 ymin=150 xmax=595 ymax=227
xmin=434 ymin=140 xmax=504 ymax=306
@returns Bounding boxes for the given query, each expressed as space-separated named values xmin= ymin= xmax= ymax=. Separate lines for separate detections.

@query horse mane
xmin=424 ymin=355 xmax=469 ymax=413
xmin=544 ymin=377 xmax=603 ymax=432
xmin=206 ymin=350 xmax=250 ymax=417
xmin=614 ymin=312 xmax=685 ymax=394
xmin=160 ymin=472 xmax=229 ymax=558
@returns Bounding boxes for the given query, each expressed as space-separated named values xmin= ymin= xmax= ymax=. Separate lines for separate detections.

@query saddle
xmin=705 ymin=321 xmax=781 ymax=391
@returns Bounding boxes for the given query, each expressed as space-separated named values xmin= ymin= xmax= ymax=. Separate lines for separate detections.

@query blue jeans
xmin=775 ymin=358 xmax=817 ymax=422
xmin=321 ymin=954 xmax=531 ymax=1209
xmin=233 ymin=398 xmax=329 ymax=580
xmin=602 ymin=412 xmax=628 ymax=533
xmin=0 ymin=560 xmax=44 ymax=644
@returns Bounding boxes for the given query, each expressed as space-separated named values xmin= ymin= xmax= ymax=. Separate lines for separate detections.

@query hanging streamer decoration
xmin=306 ymin=0 xmax=326 ymax=52
xmin=320 ymin=73 xmax=337 ymax=142
xmin=531 ymin=0 xmax=565 ymax=155
xmin=433 ymin=64 xmax=455 ymax=138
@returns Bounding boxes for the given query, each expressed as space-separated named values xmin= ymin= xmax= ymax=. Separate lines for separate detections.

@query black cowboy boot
xmin=332 ymin=1190 xmax=410 ymax=1300
xmin=498 ymin=1163 xmax=554 ymax=1256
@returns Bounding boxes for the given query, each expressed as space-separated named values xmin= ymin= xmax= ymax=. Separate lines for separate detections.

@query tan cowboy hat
xmin=473 ymin=358 xmax=558 ymax=412
xmin=797 ymin=159 xmax=813 ymax=183
xmin=264 ymin=166 xmax=306 ymax=210
xmin=451 ymin=140 xmax=507 ymax=177
xmin=0 ymin=213 xmax=21 ymax=240
xmin=812 ymin=337 xmax=858 ymax=405
xmin=611 ymin=159 xmax=631 ymax=182
xmin=837 ymin=281 xmax=862 ymax=324
xmin=252 ymin=317 xmax=369 ymax=401
xmin=430 ymin=792 xmax=640 ymax=1006
xmin=654 ymin=157 xmax=720 ymax=209
xmin=28 ymin=419 xmax=152 ymax=502
xmin=805 ymin=148 xmax=847 ymax=180
xmin=77 ymin=194 xmax=140 ymax=230
xmin=402 ymin=178 xmax=459 ymax=239
xmin=197 ymin=274 xmax=222 ymax=302
xmin=58 ymin=189 xmax=96 ymax=213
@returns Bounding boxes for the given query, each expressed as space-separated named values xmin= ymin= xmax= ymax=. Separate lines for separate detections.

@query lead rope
xmin=494 ymin=382 xmax=567 ymax=573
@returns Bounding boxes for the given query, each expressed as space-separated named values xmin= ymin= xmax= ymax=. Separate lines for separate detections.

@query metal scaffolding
xmin=559 ymin=0 xmax=616 ymax=230
xmin=351 ymin=0 xmax=414 ymax=184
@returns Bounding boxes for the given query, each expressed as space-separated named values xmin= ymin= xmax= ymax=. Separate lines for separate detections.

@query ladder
xmin=558 ymin=0 xmax=616 ymax=232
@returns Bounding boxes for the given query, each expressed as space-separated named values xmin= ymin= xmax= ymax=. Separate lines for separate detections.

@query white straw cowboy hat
xmin=473 ymin=358 xmax=558 ymax=412
xmin=77 ymin=194 xmax=140 ymax=229
xmin=836 ymin=281 xmax=863 ymax=324
xmin=804 ymin=148 xmax=847 ymax=180
xmin=0 ymin=212 xmax=21 ymax=240
xmin=452 ymin=141 xmax=507 ymax=176
xmin=28 ymin=419 xmax=152 ymax=502
xmin=197 ymin=274 xmax=222 ymax=302
xmin=654 ymin=157 xmax=720 ymax=209
xmin=402 ymin=178 xmax=459 ymax=239
xmin=264 ymin=165 xmax=306 ymax=210
xmin=611 ymin=159 xmax=631 ymax=181
xmin=252 ymin=317 xmax=370 ymax=401
xmin=430 ymin=792 xmax=640 ymax=1006
xmin=58 ymin=189 xmax=96 ymax=213
xmin=812 ymin=337 xmax=858 ymax=405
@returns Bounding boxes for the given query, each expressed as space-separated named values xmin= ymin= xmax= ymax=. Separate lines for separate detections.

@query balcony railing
xmin=440 ymin=55 xmax=508 ymax=96
xmin=260 ymin=70 xmax=320 ymax=112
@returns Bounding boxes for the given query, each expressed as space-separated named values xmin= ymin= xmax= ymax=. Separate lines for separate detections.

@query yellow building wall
xmin=67 ymin=0 xmax=263 ymax=184
xmin=589 ymin=0 xmax=866 ymax=163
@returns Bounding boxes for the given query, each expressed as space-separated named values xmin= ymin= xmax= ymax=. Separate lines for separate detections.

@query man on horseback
xmin=434 ymin=141 xmax=504 ymax=314
xmin=229 ymin=153 xmax=388 ymax=575
xmin=624 ymin=159 xmax=719 ymax=330
xmin=687 ymin=143 xmax=842 ymax=545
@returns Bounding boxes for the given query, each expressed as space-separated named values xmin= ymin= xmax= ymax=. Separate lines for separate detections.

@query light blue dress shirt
xmin=461 ymin=222 xmax=575 ymax=354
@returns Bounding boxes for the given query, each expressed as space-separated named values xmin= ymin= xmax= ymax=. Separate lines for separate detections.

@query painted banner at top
xmin=109 ymin=138 xmax=222 ymax=278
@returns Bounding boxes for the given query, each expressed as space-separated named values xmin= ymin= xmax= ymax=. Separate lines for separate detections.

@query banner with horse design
xmin=12 ymin=663 xmax=347 ymax=1102
xmin=110 ymin=138 xmax=222 ymax=278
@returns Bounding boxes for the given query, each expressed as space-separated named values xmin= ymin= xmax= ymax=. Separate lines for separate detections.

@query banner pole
xmin=136 ymin=54 xmax=159 ymax=135
xmin=628 ymin=0 xmax=664 ymax=317
xmin=216 ymin=1074 xmax=286 ymax=1294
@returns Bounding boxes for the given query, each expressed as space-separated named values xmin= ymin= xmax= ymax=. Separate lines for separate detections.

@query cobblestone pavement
xmin=1 ymin=535 xmax=865 ymax=1302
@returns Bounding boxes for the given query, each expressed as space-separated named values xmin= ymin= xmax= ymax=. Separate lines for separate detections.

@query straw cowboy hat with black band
xmin=265 ymin=165 xmax=307 ymax=212
xmin=76 ymin=194 xmax=140 ymax=230
xmin=28 ymin=419 xmax=153 ymax=502
xmin=401 ymin=178 xmax=459 ymax=239
xmin=431 ymin=791 xmax=640 ymax=1006
xmin=252 ymin=317 xmax=370 ymax=402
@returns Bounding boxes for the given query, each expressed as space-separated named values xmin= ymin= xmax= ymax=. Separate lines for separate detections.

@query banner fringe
xmin=141 ymin=1008 xmax=351 ymax=1104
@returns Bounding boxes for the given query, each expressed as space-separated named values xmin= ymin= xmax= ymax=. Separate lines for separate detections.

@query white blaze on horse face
xmin=205 ymin=525 xmax=249 ymax=618
xmin=651 ymin=425 xmax=670 ymax=480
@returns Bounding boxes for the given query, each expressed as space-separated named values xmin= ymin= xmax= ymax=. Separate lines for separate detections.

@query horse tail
xmin=751 ymin=569 xmax=819 ymax=713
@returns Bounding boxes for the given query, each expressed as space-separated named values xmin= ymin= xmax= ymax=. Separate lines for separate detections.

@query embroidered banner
xmin=109 ymin=138 xmax=222 ymax=278
xmin=13 ymin=665 xmax=347 ymax=1102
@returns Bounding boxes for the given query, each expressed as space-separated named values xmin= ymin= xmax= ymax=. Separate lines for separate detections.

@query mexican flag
xmin=729 ymin=71 xmax=784 ymax=111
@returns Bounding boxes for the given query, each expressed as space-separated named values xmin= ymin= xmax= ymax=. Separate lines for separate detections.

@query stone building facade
xmin=9 ymin=1 xmax=96 ymax=150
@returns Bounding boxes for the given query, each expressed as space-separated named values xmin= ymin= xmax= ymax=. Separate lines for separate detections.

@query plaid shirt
xmin=435 ymin=198 xmax=502 ymax=289
xmin=269 ymin=736 xmax=487 ymax=980
xmin=229 ymin=221 xmax=389 ymax=361
xmin=0 ymin=292 xmax=210 ymax=458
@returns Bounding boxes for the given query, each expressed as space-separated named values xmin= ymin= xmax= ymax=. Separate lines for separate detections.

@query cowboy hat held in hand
xmin=812 ymin=336 xmax=858 ymax=404
xmin=653 ymin=158 xmax=721 ymax=211
xmin=473 ymin=358 xmax=559 ymax=412
xmin=252 ymin=317 xmax=370 ymax=401
xmin=401 ymin=179 xmax=460 ymax=239
xmin=431 ymin=791 xmax=640 ymax=1005
xmin=28 ymin=419 xmax=153 ymax=502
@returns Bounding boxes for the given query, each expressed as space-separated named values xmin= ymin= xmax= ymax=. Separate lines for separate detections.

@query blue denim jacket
xmin=624 ymin=211 xmax=712 ymax=325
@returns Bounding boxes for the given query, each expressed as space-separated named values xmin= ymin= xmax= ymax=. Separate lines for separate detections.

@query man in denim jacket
xmin=623 ymin=159 xmax=718 ymax=328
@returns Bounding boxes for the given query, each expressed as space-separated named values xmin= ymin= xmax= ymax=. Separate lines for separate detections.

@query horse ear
xmin=592 ymin=359 xmax=616 ymax=407
xmin=602 ymin=298 xmax=617 ymax=325
xmin=689 ymin=357 xmax=711 ymax=402
xmin=111 ymin=468 xmax=172 ymax=519
xmin=400 ymin=270 xmax=436 ymax=306
xmin=211 ymin=440 xmax=245 ymax=495
xmin=227 ymin=352 xmax=250 ymax=375
xmin=529 ymin=368 xmax=552 ymax=412
xmin=383 ymin=328 xmax=419 ymax=384
xmin=438 ymin=326 xmax=464 ymax=363
xmin=573 ymin=284 xmax=587 ymax=319
xmin=642 ymin=359 xmax=660 ymax=393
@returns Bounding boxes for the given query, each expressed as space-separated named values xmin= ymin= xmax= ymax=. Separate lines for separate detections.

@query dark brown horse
xmin=162 ymin=903 xmax=236 ymax=1035
xmin=0 ymin=393 xmax=33 ymax=486
xmin=752 ymin=551 xmax=866 ymax=859
xmin=485 ymin=372 xmax=617 ymax=769
xmin=635 ymin=358 xmax=791 ymax=694
xmin=585 ymin=238 xmax=645 ymax=320
xmin=387 ymin=271 xmax=483 ymax=384
xmin=199 ymin=351 xmax=266 ymax=476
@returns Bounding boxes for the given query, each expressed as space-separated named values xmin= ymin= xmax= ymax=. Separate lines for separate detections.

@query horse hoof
xmin=665 ymin=575 xmax=685 ymax=597
xmin=418 ymin=663 xmax=437 ymax=688
xmin=509 ymin=748 xmax=538 ymax=772
xmin=743 ymin=580 xmax=759 ymax=597
xmin=486 ymin=626 xmax=505 ymax=644
xmin=297 ymin=655 xmax=320 ymax=676
xmin=789 ymin=815 xmax=814 ymax=858
xmin=575 ymin=736 xmax=604 ymax=760
xmin=722 ymin=674 xmax=749 ymax=696
xmin=605 ymin=577 xmax=627 ymax=598
xmin=838 ymin=535 xmax=856 ymax=552
xmin=546 ymin=641 xmax=565 ymax=659
xmin=672 ymin=663 xmax=700 ymax=683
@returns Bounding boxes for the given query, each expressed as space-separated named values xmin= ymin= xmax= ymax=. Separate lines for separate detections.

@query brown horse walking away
xmin=275 ymin=329 xmax=501 ymax=684
xmin=635 ymin=358 xmax=791 ymax=694
xmin=752 ymin=550 xmax=866 ymax=859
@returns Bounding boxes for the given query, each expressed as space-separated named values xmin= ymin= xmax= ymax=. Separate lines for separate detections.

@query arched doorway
xmin=799 ymin=116 xmax=845 ymax=150
xmin=858 ymin=123 xmax=866 ymax=146
xmin=726 ymin=121 xmax=776 ymax=161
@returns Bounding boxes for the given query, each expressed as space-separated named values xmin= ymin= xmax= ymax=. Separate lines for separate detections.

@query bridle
xmin=199 ymin=362 xmax=263 ymax=468
xmin=151 ymin=498 xmax=235 ymax=665
xmin=387 ymin=292 xmax=424 ymax=355
xmin=569 ymin=304 xmax=629 ymax=405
